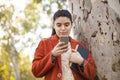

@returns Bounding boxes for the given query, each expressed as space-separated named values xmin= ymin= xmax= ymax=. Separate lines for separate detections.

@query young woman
xmin=32 ymin=9 xmax=96 ymax=80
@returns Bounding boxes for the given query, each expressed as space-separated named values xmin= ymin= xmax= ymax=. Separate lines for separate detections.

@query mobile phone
xmin=59 ymin=36 xmax=69 ymax=44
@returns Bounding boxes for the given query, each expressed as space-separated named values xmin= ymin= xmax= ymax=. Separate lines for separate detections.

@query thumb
xmin=72 ymin=49 xmax=76 ymax=52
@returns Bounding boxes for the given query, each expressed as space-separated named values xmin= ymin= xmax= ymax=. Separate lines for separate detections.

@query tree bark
xmin=68 ymin=0 xmax=120 ymax=80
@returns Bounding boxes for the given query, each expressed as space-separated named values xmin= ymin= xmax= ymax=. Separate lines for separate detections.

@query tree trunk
xmin=11 ymin=47 xmax=21 ymax=80
xmin=10 ymin=38 xmax=21 ymax=80
xmin=68 ymin=0 xmax=120 ymax=80
xmin=6 ymin=26 xmax=21 ymax=80
xmin=7 ymin=39 xmax=21 ymax=80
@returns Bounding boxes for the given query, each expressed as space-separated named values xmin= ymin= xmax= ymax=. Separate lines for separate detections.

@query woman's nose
xmin=61 ymin=25 xmax=65 ymax=30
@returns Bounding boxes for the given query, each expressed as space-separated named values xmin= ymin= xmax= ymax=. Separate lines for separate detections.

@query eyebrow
xmin=56 ymin=22 xmax=70 ymax=24
xmin=64 ymin=22 xmax=70 ymax=24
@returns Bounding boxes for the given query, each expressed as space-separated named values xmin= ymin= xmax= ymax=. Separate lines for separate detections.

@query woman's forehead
xmin=54 ymin=17 xmax=71 ymax=23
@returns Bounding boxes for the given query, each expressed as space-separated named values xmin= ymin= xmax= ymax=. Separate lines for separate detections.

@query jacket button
xmin=57 ymin=73 xmax=61 ymax=78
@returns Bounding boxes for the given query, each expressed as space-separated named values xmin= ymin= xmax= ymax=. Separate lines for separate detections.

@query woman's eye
xmin=65 ymin=23 xmax=69 ymax=26
xmin=56 ymin=23 xmax=61 ymax=27
xmin=57 ymin=24 xmax=61 ymax=27
xmin=65 ymin=24 xmax=68 ymax=26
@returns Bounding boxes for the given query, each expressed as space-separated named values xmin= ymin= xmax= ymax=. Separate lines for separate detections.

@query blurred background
xmin=1 ymin=0 xmax=120 ymax=80
xmin=0 ymin=0 xmax=68 ymax=80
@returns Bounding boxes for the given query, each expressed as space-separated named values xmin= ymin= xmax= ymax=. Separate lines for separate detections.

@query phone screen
xmin=59 ymin=36 xmax=69 ymax=44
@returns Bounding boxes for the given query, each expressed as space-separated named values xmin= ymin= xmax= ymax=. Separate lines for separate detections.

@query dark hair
xmin=52 ymin=9 xmax=72 ymax=35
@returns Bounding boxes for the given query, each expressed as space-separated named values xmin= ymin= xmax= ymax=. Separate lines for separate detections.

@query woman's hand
xmin=70 ymin=49 xmax=84 ymax=65
xmin=52 ymin=41 xmax=68 ymax=57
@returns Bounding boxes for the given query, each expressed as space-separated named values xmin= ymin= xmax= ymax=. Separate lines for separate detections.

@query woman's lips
xmin=60 ymin=32 xmax=67 ymax=35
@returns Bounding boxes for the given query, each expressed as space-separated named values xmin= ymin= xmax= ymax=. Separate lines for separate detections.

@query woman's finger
xmin=58 ymin=44 xmax=68 ymax=50
xmin=72 ymin=49 xmax=76 ymax=52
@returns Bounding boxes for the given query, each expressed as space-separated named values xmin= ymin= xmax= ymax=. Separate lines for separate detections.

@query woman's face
xmin=53 ymin=17 xmax=72 ymax=37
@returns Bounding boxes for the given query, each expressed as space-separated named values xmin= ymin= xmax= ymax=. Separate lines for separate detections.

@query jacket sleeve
xmin=77 ymin=42 xmax=96 ymax=80
xmin=78 ymin=53 xmax=96 ymax=80
xmin=32 ymin=40 xmax=55 ymax=77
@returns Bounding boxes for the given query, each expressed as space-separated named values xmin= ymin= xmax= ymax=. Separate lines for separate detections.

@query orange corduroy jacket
xmin=32 ymin=34 xmax=96 ymax=80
